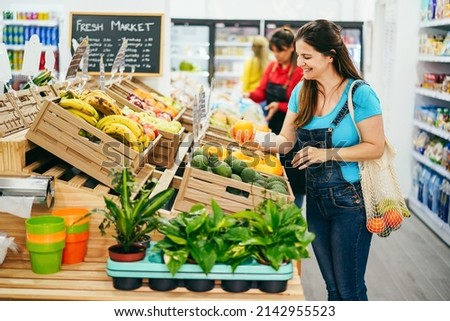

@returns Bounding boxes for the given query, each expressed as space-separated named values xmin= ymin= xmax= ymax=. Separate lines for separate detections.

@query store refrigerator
xmin=264 ymin=20 xmax=364 ymax=75
xmin=171 ymin=19 xmax=213 ymax=88
xmin=170 ymin=19 xmax=261 ymax=92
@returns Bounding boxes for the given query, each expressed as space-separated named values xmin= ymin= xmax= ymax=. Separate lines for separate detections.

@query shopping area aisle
xmin=301 ymin=212 xmax=450 ymax=301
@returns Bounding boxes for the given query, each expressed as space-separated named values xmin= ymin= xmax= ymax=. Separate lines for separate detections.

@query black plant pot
xmin=149 ymin=278 xmax=179 ymax=291
xmin=258 ymin=280 xmax=288 ymax=293
xmin=221 ymin=280 xmax=251 ymax=293
xmin=184 ymin=279 xmax=215 ymax=292
xmin=112 ymin=277 xmax=143 ymax=290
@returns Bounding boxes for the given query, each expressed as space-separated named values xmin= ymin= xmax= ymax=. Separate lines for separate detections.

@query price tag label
xmin=0 ymin=43 xmax=12 ymax=83
xmin=21 ymin=34 xmax=42 ymax=77
xmin=65 ymin=37 xmax=89 ymax=80
xmin=111 ymin=38 xmax=128 ymax=75
xmin=192 ymin=85 xmax=207 ymax=142
xmin=99 ymin=54 xmax=105 ymax=91
xmin=44 ymin=48 xmax=55 ymax=72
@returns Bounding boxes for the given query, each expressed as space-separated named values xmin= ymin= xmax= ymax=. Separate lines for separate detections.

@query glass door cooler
xmin=213 ymin=20 xmax=260 ymax=92
xmin=170 ymin=19 xmax=213 ymax=88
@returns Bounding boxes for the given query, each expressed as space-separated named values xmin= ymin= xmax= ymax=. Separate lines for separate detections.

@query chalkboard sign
xmin=69 ymin=12 xmax=163 ymax=76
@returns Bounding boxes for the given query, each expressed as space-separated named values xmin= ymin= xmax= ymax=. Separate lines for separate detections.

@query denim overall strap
xmin=331 ymin=80 xmax=367 ymax=128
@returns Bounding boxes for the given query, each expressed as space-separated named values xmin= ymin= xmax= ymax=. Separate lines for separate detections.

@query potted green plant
xmin=230 ymin=198 xmax=315 ymax=293
xmin=94 ymin=167 xmax=175 ymax=262
xmin=154 ymin=199 xmax=251 ymax=291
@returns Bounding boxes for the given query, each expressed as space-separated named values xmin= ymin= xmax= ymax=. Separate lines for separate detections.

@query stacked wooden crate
xmin=105 ymin=78 xmax=185 ymax=169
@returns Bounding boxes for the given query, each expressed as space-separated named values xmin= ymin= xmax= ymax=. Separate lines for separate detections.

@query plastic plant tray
xmin=106 ymin=244 xmax=293 ymax=281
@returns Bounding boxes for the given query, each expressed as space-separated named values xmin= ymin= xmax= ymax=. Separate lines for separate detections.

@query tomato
xmin=367 ymin=217 xmax=385 ymax=234
xmin=383 ymin=210 xmax=403 ymax=229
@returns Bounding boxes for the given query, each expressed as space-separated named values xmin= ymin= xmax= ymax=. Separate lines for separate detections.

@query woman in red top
xmin=246 ymin=27 xmax=304 ymax=134
xmin=245 ymin=27 xmax=305 ymax=207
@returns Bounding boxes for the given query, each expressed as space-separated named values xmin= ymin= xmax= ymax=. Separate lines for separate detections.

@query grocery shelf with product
xmin=411 ymin=14 xmax=450 ymax=246
xmin=0 ymin=10 xmax=60 ymax=89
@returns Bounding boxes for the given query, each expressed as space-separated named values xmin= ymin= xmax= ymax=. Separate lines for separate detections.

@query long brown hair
xmin=294 ymin=19 xmax=362 ymax=127
xmin=269 ymin=26 xmax=298 ymax=77
xmin=252 ymin=35 xmax=269 ymax=76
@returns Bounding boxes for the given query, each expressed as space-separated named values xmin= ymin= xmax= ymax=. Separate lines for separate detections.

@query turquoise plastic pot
xmin=26 ymin=216 xmax=65 ymax=234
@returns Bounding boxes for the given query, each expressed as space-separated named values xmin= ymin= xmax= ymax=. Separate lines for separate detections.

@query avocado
xmin=270 ymin=185 xmax=289 ymax=195
xmin=225 ymin=154 xmax=237 ymax=166
xmin=191 ymin=155 xmax=208 ymax=170
xmin=211 ymin=160 xmax=232 ymax=178
xmin=231 ymin=159 xmax=248 ymax=175
xmin=266 ymin=176 xmax=288 ymax=186
xmin=240 ymin=167 xmax=257 ymax=183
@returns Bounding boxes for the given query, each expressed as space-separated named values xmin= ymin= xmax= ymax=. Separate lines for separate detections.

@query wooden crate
xmin=0 ymin=130 xmax=36 ymax=174
xmin=0 ymin=93 xmax=29 ymax=138
xmin=147 ymin=126 xmax=184 ymax=168
xmin=180 ymin=114 xmax=193 ymax=132
xmin=25 ymin=99 xmax=160 ymax=188
xmin=173 ymin=165 xmax=294 ymax=214
xmin=105 ymin=82 xmax=186 ymax=169
xmin=9 ymin=88 xmax=41 ymax=125
xmin=29 ymin=84 xmax=58 ymax=107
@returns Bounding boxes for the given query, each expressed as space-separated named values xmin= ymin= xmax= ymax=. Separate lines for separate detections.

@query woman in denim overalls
xmin=234 ymin=20 xmax=385 ymax=300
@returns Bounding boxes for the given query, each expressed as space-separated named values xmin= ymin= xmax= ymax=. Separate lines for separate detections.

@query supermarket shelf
xmin=415 ymin=87 xmax=450 ymax=102
xmin=214 ymin=55 xmax=247 ymax=61
xmin=418 ymin=54 xmax=450 ymax=63
xmin=213 ymin=71 xmax=241 ymax=78
xmin=171 ymin=54 xmax=210 ymax=60
xmin=408 ymin=196 xmax=450 ymax=246
xmin=171 ymin=71 xmax=209 ymax=77
xmin=171 ymin=41 xmax=210 ymax=47
xmin=215 ymin=41 xmax=252 ymax=47
xmin=413 ymin=119 xmax=450 ymax=141
xmin=5 ymin=44 xmax=58 ymax=51
xmin=411 ymin=151 xmax=450 ymax=180
xmin=0 ymin=19 xmax=58 ymax=27
xmin=419 ymin=18 xmax=450 ymax=29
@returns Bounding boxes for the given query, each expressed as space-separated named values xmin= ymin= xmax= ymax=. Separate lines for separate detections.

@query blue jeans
xmin=306 ymin=183 xmax=372 ymax=300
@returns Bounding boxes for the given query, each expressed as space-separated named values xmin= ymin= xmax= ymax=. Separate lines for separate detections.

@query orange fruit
xmin=233 ymin=120 xmax=254 ymax=141
xmin=367 ymin=217 xmax=385 ymax=234
xmin=383 ymin=210 xmax=403 ymax=229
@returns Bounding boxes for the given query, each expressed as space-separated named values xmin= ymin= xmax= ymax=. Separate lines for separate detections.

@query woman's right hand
xmin=229 ymin=126 xmax=255 ymax=145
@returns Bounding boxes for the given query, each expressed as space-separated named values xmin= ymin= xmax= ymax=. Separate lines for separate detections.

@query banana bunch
xmin=81 ymin=89 xmax=122 ymax=116
xmin=96 ymin=115 xmax=150 ymax=152
xmin=58 ymin=97 xmax=100 ymax=126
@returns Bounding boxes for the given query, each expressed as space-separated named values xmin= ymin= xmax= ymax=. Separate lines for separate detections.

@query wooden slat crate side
xmin=0 ymin=130 xmax=34 ymax=174
xmin=25 ymin=100 xmax=158 ymax=187
xmin=174 ymin=166 xmax=294 ymax=214
xmin=30 ymin=85 xmax=58 ymax=108
xmin=0 ymin=93 xmax=29 ymax=137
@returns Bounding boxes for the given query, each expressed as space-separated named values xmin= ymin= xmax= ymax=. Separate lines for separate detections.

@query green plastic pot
xmin=26 ymin=216 xmax=65 ymax=234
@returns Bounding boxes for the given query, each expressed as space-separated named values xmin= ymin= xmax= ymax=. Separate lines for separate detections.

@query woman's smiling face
xmin=295 ymin=40 xmax=332 ymax=80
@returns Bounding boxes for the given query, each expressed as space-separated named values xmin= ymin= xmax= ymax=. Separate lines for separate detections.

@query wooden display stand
xmin=0 ymin=133 xmax=304 ymax=300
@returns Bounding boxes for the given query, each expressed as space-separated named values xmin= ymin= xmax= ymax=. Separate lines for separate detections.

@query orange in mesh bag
xmin=348 ymin=80 xmax=411 ymax=237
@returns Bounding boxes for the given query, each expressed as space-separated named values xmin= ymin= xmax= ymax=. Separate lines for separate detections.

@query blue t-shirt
xmin=288 ymin=79 xmax=382 ymax=183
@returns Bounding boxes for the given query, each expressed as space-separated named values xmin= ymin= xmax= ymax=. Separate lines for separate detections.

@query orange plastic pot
xmin=63 ymin=231 xmax=90 ymax=264
xmin=52 ymin=208 xmax=90 ymax=226
xmin=26 ymin=230 xmax=66 ymax=244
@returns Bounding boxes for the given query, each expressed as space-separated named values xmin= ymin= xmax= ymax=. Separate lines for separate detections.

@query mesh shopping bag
xmin=348 ymin=80 xmax=411 ymax=237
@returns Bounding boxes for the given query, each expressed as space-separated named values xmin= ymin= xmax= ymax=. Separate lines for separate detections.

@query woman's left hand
xmin=291 ymin=146 xmax=330 ymax=170
xmin=265 ymin=102 xmax=279 ymax=121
